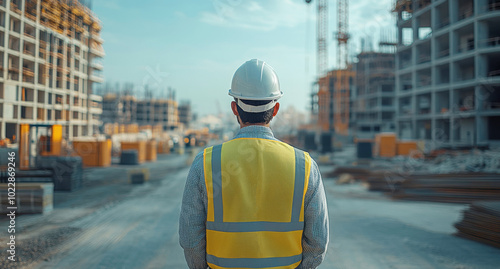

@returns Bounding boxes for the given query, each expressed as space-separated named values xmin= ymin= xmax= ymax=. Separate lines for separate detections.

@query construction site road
xmin=1 ymin=151 xmax=499 ymax=269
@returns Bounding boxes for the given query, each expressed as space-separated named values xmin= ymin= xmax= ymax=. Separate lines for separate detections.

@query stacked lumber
xmin=0 ymin=183 xmax=54 ymax=214
xmin=455 ymin=202 xmax=500 ymax=248
xmin=36 ymin=156 xmax=83 ymax=191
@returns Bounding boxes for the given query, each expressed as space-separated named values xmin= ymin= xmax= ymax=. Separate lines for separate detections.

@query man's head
xmin=228 ymin=59 xmax=282 ymax=126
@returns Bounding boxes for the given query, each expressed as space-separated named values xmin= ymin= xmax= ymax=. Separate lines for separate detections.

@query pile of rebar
xmin=455 ymin=202 xmax=500 ymax=248
xmin=388 ymin=173 xmax=500 ymax=203
xmin=364 ymin=173 xmax=500 ymax=203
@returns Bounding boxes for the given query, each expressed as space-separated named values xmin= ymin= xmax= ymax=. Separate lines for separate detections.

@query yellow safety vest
xmin=203 ymin=138 xmax=311 ymax=269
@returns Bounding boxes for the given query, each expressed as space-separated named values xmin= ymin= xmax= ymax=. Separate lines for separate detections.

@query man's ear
xmin=231 ymin=101 xmax=239 ymax=116
xmin=272 ymin=102 xmax=280 ymax=117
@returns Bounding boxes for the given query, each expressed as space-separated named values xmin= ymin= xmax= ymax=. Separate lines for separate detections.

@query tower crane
xmin=306 ymin=0 xmax=351 ymax=135
xmin=334 ymin=0 xmax=351 ymax=136
xmin=305 ymin=0 xmax=328 ymax=77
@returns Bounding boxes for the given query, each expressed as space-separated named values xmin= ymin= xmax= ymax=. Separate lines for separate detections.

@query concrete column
xmin=449 ymin=0 xmax=458 ymax=24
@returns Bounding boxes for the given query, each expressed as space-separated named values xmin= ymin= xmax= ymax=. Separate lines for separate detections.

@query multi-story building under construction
xmin=102 ymin=94 xmax=180 ymax=131
xmin=317 ymin=69 xmax=355 ymax=135
xmin=352 ymin=51 xmax=396 ymax=139
xmin=0 ymin=0 xmax=104 ymax=141
xmin=394 ymin=0 xmax=500 ymax=148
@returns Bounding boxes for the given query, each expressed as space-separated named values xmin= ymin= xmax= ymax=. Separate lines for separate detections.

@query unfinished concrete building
xmin=178 ymin=100 xmax=191 ymax=128
xmin=317 ymin=69 xmax=355 ymax=134
xmin=102 ymin=94 xmax=179 ymax=131
xmin=0 ymin=0 xmax=104 ymax=141
xmin=353 ymin=52 xmax=396 ymax=139
xmin=394 ymin=0 xmax=500 ymax=148
xmin=136 ymin=99 xmax=179 ymax=131
xmin=101 ymin=94 xmax=137 ymax=124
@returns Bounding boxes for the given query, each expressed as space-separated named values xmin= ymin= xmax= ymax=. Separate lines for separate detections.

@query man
xmin=179 ymin=59 xmax=329 ymax=269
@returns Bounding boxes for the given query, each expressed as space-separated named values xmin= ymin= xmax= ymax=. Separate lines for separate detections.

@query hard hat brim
xmin=228 ymin=89 xmax=283 ymax=101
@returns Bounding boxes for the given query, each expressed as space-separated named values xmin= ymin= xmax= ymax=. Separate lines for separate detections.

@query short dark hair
xmin=235 ymin=99 xmax=275 ymax=124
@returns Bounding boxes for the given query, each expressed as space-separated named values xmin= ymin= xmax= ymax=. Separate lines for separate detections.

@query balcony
xmin=22 ymin=67 xmax=35 ymax=83
xmin=480 ymin=37 xmax=500 ymax=48
xmin=10 ymin=3 xmax=21 ymax=15
xmin=89 ymin=73 xmax=104 ymax=83
xmin=458 ymin=8 xmax=474 ymax=21
xmin=91 ymin=60 xmax=103 ymax=70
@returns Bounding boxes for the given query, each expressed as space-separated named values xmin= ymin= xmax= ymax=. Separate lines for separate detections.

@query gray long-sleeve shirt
xmin=179 ymin=125 xmax=329 ymax=269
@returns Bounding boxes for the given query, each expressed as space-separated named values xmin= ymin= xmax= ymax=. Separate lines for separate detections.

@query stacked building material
xmin=364 ymin=172 xmax=401 ymax=192
xmin=455 ymin=202 xmax=500 ymax=248
xmin=120 ymin=150 xmax=139 ymax=165
xmin=0 ymin=170 xmax=53 ymax=183
xmin=37 ymin=156 xmax=83 ymax=191
xmin=328 ymin=166 xmax=372 ymax=181
xmin=388 ymin=173 xmax=500 ymax=203
xmin=121 ymin=141 xmax=147 ymax=163
xmin=0 ymin=183 xmax=54 ymax=214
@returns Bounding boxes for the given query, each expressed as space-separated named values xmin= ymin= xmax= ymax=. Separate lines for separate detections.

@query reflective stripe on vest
xmin=203 ymin=138 xmax=311 ymax=269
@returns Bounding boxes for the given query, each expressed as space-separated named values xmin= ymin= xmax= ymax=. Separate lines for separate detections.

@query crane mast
xmin=317 ymin=0 xmax=328 ymax=77
xmin=337 ymin=0 xmax=349 ymax=69
xmin=306 ymin=0 xmax=328 ymax=77
xmin=306 ymin=0 xmax=350 ymax=135
xmin=335 ymin=0 xmax=351 ymax=136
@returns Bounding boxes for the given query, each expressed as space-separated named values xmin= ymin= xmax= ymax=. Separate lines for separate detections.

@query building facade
xmin=394 ymin=0 xmax=500 ymax=148
xmin=102 ymin=94 xmax=179 ymax=131
xmin=352 ymin=52 xmax=396 ymax=139
xmin=136 ymin=99 xmax=178 ymax=131
xmin=178 ymin=100 xmax=191 ymax=128
xmin=0 ymin=0 xmax=104 ymax=141
xmin=317 ymin=69 xmax=355 ymax=135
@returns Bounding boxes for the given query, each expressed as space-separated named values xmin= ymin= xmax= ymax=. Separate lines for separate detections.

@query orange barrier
xmin=72 ymin=139 xmax=112 ymax=167
xmin=121 ymin=141 xmax=147 ymax=163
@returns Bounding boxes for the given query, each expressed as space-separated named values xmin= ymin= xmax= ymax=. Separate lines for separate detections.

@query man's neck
xmin=239 ymin=122 xmax=270 ymax=128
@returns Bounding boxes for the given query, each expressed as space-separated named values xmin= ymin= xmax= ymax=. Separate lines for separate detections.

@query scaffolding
xmin=21 ymin=0 xmax=104 ymax=45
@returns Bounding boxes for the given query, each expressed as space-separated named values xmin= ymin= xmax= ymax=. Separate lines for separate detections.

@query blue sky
xmin=93 ymin=0 xmax=394 ymax=116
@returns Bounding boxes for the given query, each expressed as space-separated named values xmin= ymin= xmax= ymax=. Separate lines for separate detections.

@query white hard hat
xmin=229 ymin=59 xmax=283 ymax=113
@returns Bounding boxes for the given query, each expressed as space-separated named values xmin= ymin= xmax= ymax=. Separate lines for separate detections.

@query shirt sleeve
xmin=299 ymin=159 xmax=329 ymax=269
xmin=179 ymin=151 xmax=209 ymax=269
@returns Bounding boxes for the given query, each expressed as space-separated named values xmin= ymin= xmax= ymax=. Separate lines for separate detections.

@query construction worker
xmin=179 ymin=59 xmax=329 ymax=269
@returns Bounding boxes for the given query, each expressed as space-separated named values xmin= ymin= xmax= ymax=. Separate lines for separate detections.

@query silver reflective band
xmin=237 ymin=99 xmax=276 ymax=113
xmin=207 ymin=221 xmax=304 ymax=232
xmin=207 ymin=254 xmax=302 ymax=268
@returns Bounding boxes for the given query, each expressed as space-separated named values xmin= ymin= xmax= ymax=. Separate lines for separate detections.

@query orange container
xmin=121 ymin=141 xmax=147 ymax=163
xmin=72 ymin=139 xmax=112 ymax=167
xmin=396 ymin=141 xmax=418 ymax=156
xmin=157 ymin=140 xmax=170 ymax=154
xmin=375 ymin=133 xmax=397 ymax=157
xmin=146 ymin=140 xmax=157 ymax=162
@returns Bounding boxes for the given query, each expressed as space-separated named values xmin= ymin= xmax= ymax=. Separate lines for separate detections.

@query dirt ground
xmin=0 ymin=150 xmax=499 ymax=269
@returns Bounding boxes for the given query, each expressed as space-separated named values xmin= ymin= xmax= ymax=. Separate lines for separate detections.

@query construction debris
xmin=455 ymin=202 xmax=500 ymax=248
